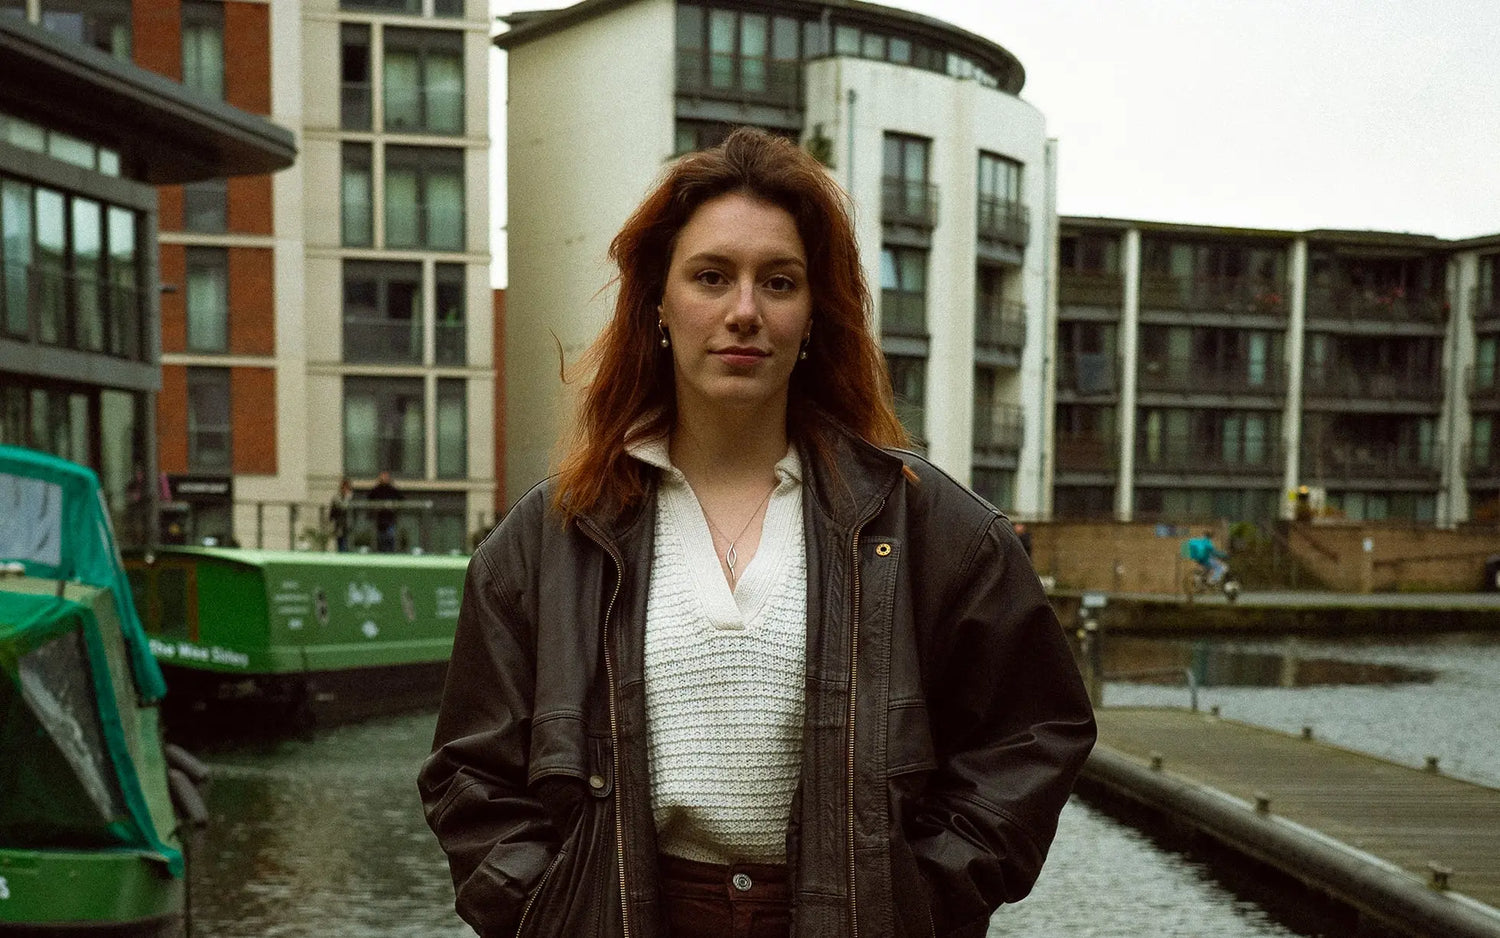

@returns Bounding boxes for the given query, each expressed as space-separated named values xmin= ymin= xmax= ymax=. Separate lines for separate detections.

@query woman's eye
xmin=766 ymin=275 xmax=797 ymax=292
xmin=695 ymin=270 xmax=727 ymax=286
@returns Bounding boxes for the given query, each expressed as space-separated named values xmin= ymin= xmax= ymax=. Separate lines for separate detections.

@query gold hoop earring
xmin=657 ymin=319 xmax=670 ymax=348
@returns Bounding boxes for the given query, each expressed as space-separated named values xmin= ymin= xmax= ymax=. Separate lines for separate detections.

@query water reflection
xmin=1105 ymin=636 xmax=1438 ymax=688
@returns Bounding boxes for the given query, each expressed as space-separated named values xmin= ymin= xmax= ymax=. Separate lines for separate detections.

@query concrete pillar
xmin=1115 ymin=228 xmax=1141 ymax=521
xmin=1282 ymin=239 xmax=1308 ymax=519
xmin=1441 ymin=252 xmax=1476 ymax=525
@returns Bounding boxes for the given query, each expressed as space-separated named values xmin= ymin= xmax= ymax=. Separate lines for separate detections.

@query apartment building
xmin=2 ymin=0 xmax=494 ymax=551
xmin=497 ymin=0 xmax=1055 ymax=513
xmin=0 ymin=12 xmax=293 ymax=548
xmin=1054 ymin=216 xmax=1500 ymax=525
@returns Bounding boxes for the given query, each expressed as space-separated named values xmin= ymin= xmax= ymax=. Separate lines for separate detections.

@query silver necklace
xmin=701 ymin=483 xmax=777 ymax=585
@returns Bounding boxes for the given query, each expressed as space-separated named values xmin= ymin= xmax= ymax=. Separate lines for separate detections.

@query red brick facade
xmin=228 ymin=247 xmax=275 ymax=356
xmin=157 ymin=366 xmax=188 ymax=474
xmin=225 ymin=2 xmax=271 ymax=116
xmin=231 ymin=367 xmax=277 ymax=473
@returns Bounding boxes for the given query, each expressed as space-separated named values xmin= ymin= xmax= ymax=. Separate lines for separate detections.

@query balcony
xmin=1300 ymin=441 xmax=1443 ymax=484
xmin=1304 ymin=287 xmax=1447 ymax=325
xmin=1 ymin=260 xmax=142 ymax=359
xmin=1468 ymin=364 xmax=1500 ymax=408
xmin=1138 ymin=274 xmax=1288 ymax=317
xmin=676 ymin=52 xmax=800 ymax=110
xmin=344 ymin=317 xmax=421 ymax=364
xmin=1055 ymin=432 xmax=1118 ymax=473
xmin=384 ymin=85 xmax=464 ymax=135
xmin=881 ymin=177 xmax=939 ymax=229
xmin=880 ymin=291 xmax=926 ymax=339
xmin=1302 ymin=366 xmax=1443 ymax=403
xmin=341 ymin=81 xmax=372 ymax=131
xmin=384 ymin=200 xmax=464 ymax=252
xmin=976 ymin=196 xmax=1029 ymax=248
xmin=435 ymin=319 xmax=465 ymax=366
xmin=1057 ymin=353 xmax=1118 ymax=396
xmin=1136 ymin=435 xmax=1283 ymax=477
xmin=1473 ymin=286 xmax=1500 ymax=329
xmin=1058 ymin=272 xmax=1123 ymax=308
xmin=1138 ymin=355 xmax=1285 ymax=397
xmin=973 ymin=404 xmax=1024 ymax=457
xmin=974 ymin=298 xmax=1026 ymax=357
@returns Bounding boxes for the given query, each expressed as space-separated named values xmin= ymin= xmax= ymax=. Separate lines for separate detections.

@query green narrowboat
xmin=125 ymin=548 xmax=467 ymax=734
xmin=1 ymin=445 xmax=186 ymax=935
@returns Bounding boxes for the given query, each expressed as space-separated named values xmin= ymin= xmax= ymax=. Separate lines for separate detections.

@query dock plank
xmin=1094 ymin=707 xmax=1500 ymax=909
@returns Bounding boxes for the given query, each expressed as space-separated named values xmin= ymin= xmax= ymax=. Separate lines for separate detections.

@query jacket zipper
xmin=582 ymin=520 xmax=632 ymax=938
xmin=846 ymin=497 xmax=886 ymax=938
xmin=513 ymin=848 xmax=566 ymax=938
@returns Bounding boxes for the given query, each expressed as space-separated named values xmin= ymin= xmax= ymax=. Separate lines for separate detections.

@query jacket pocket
xmin=887 ymin=699 xmax=937 ymax=778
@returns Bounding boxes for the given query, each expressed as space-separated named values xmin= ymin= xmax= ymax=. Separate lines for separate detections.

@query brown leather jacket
xmin=419 ymin=421 xmax=1096 ymax=938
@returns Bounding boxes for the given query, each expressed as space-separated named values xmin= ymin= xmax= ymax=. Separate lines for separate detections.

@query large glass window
xmin=341 ymin=24 xmax=373 ymax=131
xmin=385 ymin=146 xmax=463 ymax=250
xmin=676 ymin=3 xmax=799 ymax=104
xmin=2 ymin=179 xmax=32 ymax=338
xmin=436 ymin=378 xmax=466 ymax=478
xmin=107 ymin=206 xmax=138 ymax=359
xmin=383 ymin=28 xmax=464 ymax=135
xmin=344 ymin=376 xmax=424 ymax=478
xmin=71 ymin=197 xmax=104 ymax=352
xmin=343 ymin=260 xmax=421 ymax=364
xmin=182 ymin=177 xmax=228 ymax=233
xmin=28 ymin=386 xmax=90 ymax=465
xmin=185 ymin=247 xmax=229 ymax=352
xmin=181 ymin=0 xmax=225 ymax=99
xmin=881 ymin=134 xmax=935 ymax=226
xmin=187 ymin=367 xmax=231 ymax=472
xmin=99 ymin=388 xmax=143 ymax=545
xmin=977 ymin=151 xmax=1025 ymax=245
xmin=342 ymin=143 xmax=373 ymax=247
xmin=35 ymin=187 xmax=66 ymax=346
xmin=434 ymin=262 xmax=465 ymax=365
xmin=879 ymin=246 xmax=927 ymax=337
xmin=41 ymin=0 xmax=131 ymax=60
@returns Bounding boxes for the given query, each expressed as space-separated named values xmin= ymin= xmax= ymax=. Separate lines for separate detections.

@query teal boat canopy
xmin=0 ymin=444 xmax=166 ymax=702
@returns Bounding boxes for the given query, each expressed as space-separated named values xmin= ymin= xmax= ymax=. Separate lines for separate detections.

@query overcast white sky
xmin=489 ymin=0 xmax=1500 ymax=285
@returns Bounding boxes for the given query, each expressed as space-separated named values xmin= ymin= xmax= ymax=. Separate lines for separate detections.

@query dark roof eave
xmin=1061 ymin=215 xmax=1468 ymax=250
xmin=0 ymin=17 xmax=295 ymax=184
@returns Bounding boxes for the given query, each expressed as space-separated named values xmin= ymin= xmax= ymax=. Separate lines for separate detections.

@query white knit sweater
xmin=630 ymin=437 xmax=808 ymax=864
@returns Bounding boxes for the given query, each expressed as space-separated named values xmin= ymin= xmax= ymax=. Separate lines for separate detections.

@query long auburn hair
xmin=552 ymin=127 xmax=908 ymax=521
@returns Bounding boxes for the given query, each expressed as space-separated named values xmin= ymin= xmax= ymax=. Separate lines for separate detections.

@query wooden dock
xmin=1079 ymin=707 xmax=1500 ymax=938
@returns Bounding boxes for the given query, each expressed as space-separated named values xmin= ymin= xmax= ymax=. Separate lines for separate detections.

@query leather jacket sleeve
xmin=417 ymin=530 xmax=557 ymax=937
xmin=909 ymin=515 xmax=1097 ymax=936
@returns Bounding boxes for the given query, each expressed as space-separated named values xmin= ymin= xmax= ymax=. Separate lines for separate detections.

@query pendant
xmin=725 ymin=544 xmax=739 ymax=583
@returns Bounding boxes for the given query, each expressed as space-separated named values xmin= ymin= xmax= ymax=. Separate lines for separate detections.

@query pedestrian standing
xmin=419 ymin=128 xmax=1095 ymax=938
xmin=368 ymin=470 xmax=403 ymax=553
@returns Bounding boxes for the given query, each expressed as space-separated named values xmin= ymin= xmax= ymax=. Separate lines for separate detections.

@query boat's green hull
xmin=0 ymin=847 xmax=183 ymax=933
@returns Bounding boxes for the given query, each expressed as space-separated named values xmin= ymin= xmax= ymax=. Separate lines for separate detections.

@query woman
xmin=419 ymin=128 xmax=1095 ymax=938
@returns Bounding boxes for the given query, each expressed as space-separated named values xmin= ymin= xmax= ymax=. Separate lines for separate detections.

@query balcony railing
xmin=975 ymin=299 xmax=1026 ymax=355
xmin=435 ymin=319 xmax=466 ymax=365
xmin=881 ymin=290 xmax=927 ymax=338
xmin=675 ymin=52 xmax=801 ymax=110
xmin=1055 ymin=432 xmax=1118 ymax=472
xmin=881 ymin=177 xmax=939 ymax=229
xmin=1465 ymin=444 xmax=1500 ymax=479
xmin=1057 ymin=353 xmax=1118 ymax=396
xmin=973 ymin=404 xmax=1024 ymax=456
xmin=383 ymin=85 xmax=464 ymax=135
xmin=1302 ymin=366 xmax=1443 ymax=402
xmin=1138 ymin=355 xmax=1285 ymax=396
xmin=1136 ymin=436 xmax=1283 ymax=475
xmin=1058 ymin=271 xmax=1123 ymax=307
xmin=976 ymin=196 xmax=1029 ymax=248
xmin=1473 ymin=285 xmax=1500 ymax=327
xmin=1138 ymin=274 xmax=1288 ymax=316
xmin=2 ymin=260 xmax=142 ymax=359
xmin=1304 ymin=287 xmax=1448 ymax=324
xmin=384 ymin=200 xmax=464 ymax=251
xmin=1299 ymin=441 xmax=1443 ymax=483
xmin=344 ymin=317 xmax=422 ymax=364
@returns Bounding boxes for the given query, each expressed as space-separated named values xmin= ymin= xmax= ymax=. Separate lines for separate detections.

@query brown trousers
xmin=658 ymin=854 xmax=791 ymax=938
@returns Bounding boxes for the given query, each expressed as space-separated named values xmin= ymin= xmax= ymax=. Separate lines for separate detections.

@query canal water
xmin=182 ymin=630 xmax=1500 ymax=937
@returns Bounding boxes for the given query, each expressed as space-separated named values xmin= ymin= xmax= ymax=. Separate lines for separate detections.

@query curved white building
xmin=497 ymin=0 xmax=1056 ymax=515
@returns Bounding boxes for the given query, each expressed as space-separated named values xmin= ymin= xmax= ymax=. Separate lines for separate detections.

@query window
xmin=344 ymin=376 xmax=424 ymax=478
xmin=342 ymin=143 xmax=373 ymax=246
xmin=977 ymin=152 xmax=1025 ymax=245
xmin=886 ymin=354 xmax=926 ymax=445
xmin=881 ymin=134 xmax=935 ymax=226
xmin=34 ymin=187 xmax=66 ymax=346
xmin=107 ymin=206 xmax=139 ymax=358
xmin=27 ymin=386 xmax=90 ymax=465
xmin=41 ymin=0 xmax=131 ymax=60
xmin=676 ymin=4 xmax=799 ymax=105
xmin=341 ymin=25 xmax=373 ymax=130
xmin=71 ymin=196 xmax=104 ymax=352
xmin=182 ymin=178 xmax=228 ymax=233
xmin=187 ymin=367 xmax=231 ymax=472
xmin=971 ymin=468 xmax=1013 ymax=510
xmin=879 ymin=246 xmax=926 ymax=337
xmin=341 ymin=0 xmax=464 ymax=15
xmin=181 ymin=0 xmax=224 ymax=99
xmin=975 ymin=265 xmax=1024 ymax=351
xmin=1059 ymin=233 xmax=1121 ymax=275
xmin=342 ymin=260 xmax=420 ymax=363
xmin=434 ymin=262 xmax=465 ymax=364
xmin=1476 ymin=336 xmax=1498 ymax=391
xmin=384 ymin=146 xmax=463 ymax=250
xmin=1474 ymin=416 xmax=1493 ymax=469
xmin=973 ymin=368 xmax=1022 ymax=455
xmin=383 ymin=28 xmax=464 ymax=135
xmin=3 ymin=178 xmax=32 ymax=338
xmin=436 ymin=378 xmax=465 ymax=477
xmin=185 ymin=247 xmax=228 ymax=352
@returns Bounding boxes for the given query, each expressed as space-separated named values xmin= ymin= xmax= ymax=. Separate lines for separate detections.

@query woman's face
xmin=658 ymin=191 xmax=812 ymax=422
